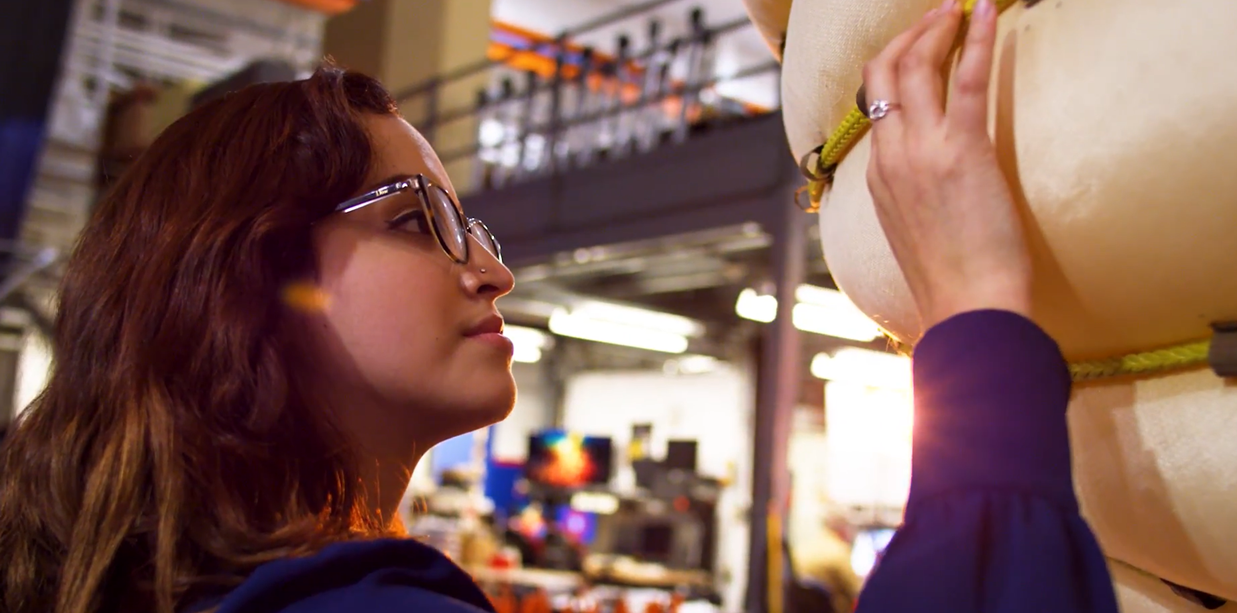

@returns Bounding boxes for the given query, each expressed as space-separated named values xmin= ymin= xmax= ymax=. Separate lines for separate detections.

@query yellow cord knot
xmin=800 ymin=0 xmax=1021 ymax=208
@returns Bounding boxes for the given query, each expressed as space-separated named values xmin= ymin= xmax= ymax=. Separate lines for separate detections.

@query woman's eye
xmin=389 ymin=210 xmax=431 ymax=235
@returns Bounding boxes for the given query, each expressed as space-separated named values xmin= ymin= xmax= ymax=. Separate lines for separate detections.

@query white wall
xmin=559 ymin=365 xmax=754 ymax=612
xmin=788 ymin=424 xmax=829 ymax=542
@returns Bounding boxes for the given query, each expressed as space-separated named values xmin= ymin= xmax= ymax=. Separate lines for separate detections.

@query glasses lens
xmin=426 ymin=186 xmax=468 ymax=262
xmin=469 ymin=219 xmax=502 ymax=262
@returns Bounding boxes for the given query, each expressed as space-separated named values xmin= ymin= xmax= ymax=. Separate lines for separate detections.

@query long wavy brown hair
xmin=0 ymin=66 xmax=401 ymax=613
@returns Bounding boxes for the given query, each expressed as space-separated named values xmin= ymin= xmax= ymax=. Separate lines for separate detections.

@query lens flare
xmin=281 ymin=281 xmax=331 ymax=312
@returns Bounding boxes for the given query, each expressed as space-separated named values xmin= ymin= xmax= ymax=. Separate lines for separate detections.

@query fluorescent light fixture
xmin=571 ymin=301 xmax=704 ymax=337
xmin=792 ymin=302 xmax=882 ymax=342
xmin=735 ymin=285 xmax=882 ymax=342
xmin=549 ymin=308 xmax=690 ymax=354
xmin=504 ymin=325 xmax=552 ymax=364
xmin=811 ymin=347 xmax=911 ymax=391
xmin=663 ymin=354 xmax=719 ymax=375
xmin=735 ymin=288 xmax=777 ymax=323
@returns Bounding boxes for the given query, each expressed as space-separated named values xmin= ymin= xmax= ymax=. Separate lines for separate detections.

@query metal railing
xmin=393 ymin=1 xmax=780 ymax=194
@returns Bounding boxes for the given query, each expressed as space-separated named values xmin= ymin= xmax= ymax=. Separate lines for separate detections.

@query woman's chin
xmin=451 ymin=377 xmax=517 ymax=432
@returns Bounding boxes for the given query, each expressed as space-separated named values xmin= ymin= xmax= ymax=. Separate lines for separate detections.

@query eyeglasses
xmin=333 ymin=174 xmax=501 ymax=264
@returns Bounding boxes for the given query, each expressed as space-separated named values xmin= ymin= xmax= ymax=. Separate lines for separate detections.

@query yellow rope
xmin=894 ymin=335 xmax=1212 ymax=382
xmin=1068 ymin=339 xmax=1212 ymax=382
xmin=803 ymin=0 xmax=1021 ymax=210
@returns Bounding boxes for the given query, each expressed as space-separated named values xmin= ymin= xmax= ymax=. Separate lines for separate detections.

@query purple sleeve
xmin=855 ymin=310 xmax=1119 ymax=613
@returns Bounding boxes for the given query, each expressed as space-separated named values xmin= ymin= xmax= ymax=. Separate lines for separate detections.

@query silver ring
xmin=868 ymin=99 xmax=901 ymax=121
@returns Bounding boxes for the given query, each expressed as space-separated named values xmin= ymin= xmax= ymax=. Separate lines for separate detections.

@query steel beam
xmin=745 ymin=169 xmax=809 ymax=613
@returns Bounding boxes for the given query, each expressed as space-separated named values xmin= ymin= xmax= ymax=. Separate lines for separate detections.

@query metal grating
xmin=16 ymin=0 xmax=328 ymax=307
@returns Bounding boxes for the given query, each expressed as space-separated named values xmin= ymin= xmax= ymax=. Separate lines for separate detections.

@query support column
xmin=746 ymin=174 xmax=808 ymax=613
xmin=322 ymin=0 xmax=493 ymax=194
xmin=0 ymin=0 xmax=75 ymax=256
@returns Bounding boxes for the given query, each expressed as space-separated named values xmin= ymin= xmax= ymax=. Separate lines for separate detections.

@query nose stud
xmin=480 ymin=268 xmax=487 ymax=274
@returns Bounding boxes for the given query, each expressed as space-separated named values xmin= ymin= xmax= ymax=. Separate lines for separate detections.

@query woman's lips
xmin=467 ymin=331 xmax=514 ymax=355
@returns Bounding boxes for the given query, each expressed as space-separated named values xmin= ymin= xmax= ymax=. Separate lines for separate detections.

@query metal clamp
xmin=798 ymin=145 xmax=827 ymax=182
xmin=1208 ymin=321 xmax=1237 ymax=378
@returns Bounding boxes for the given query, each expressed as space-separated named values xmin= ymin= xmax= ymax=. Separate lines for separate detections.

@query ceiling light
xmin=792 ymin=302 xmax=882 ymax=343
xmin=734 ymin=288 xmax=777 ymax=323
xmin=810 ymin=347 xmax=910 ymax=391
xmin=735 ymin=285 xmax=882 ymax=342
xmin=549 ymin=308 xmax=689 ymax=354
xmin=505 ymin=325 xmax=552 ymax=364
xmin=664 ymin=354 xmax=719 ymax=375
xmin=571 ymin=300 xmax=704 ymax=337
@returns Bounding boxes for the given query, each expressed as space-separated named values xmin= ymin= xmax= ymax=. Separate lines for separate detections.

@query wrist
xmin=922 ymin=285 xmax=1031 ymax=329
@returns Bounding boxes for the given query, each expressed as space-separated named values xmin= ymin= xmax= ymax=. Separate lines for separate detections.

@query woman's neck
xmin=358 ymin=451 xmax=421 ymax=532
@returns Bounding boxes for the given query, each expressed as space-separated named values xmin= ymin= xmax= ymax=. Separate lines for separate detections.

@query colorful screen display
xmin=526 ymin=430 xmax=614 ymax=488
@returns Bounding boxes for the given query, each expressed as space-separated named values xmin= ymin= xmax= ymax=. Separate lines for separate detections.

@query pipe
xmin=92 ymin=0 xmax=122 ymax=113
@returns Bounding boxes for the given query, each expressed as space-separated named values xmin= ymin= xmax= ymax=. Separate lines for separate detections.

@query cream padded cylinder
xmin=783 ymin=0 xmax=1237 ymax=360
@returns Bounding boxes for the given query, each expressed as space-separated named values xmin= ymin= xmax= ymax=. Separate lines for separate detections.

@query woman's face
xmin=306 ymin=114 xmax=516 ymax=455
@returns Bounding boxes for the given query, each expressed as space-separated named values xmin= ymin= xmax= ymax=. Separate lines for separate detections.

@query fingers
xmin=897 ymin=3 xmax=963 ymax=132
xmin=862 ymin=8 xmax=940 ymax=145
xmin=947 ymin=0 xmax=999 ymax=136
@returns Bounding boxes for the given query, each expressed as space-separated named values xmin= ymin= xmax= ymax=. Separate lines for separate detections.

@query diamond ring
xmin=868 ymin=99 xmax=901 ymax=122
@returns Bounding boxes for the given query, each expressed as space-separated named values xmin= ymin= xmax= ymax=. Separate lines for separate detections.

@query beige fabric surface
xmin=773 ymin=0 xmax=1237 ymax=607
xmin=787 ymin=0 xmax=1237 ymax=360
xmin=741 ymin=0 xmax=795 ymax=59
xmin=1071 ymin=369 xmax=1237 ymax=602
xmin=781 ymin=0 xmax=936 ymax=166
xmin=1109 ymin=559 xmax=1237 ymax=613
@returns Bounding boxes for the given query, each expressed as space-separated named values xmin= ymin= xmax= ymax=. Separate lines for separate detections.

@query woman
xmin=0 ymin=69 xmax=512 ymax=613
xmin=0 ymin=4 xmax=1114 ymax=613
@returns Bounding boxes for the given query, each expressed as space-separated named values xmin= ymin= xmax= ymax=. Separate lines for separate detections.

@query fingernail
xmin=942 ymin=0 xmax=957 ymax=11
xmin=924 ymin=7 xmax=939 ymax=18
xmin=975 ymin=0 xmax=993 ymax=16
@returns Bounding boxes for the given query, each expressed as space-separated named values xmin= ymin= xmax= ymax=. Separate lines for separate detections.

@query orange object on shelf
xmin=518 ymin=589 xmax=552 ymax=613
xmin=669 ymin=592 xmax=686 ymax=613
xmin=271 ymin=0 xmax=359 ymax=15
xmin=488 ymin=584 xmax=517 ymax=613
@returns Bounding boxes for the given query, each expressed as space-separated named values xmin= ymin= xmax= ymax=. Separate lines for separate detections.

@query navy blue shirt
xmin=855 ymin=310 xmax=1118 ymax=613
xmin=209 ymin=310 xmax=1119 ymax=613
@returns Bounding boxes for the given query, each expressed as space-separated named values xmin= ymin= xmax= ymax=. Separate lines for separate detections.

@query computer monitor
xmin=665 ymin=440 xmax=698 ymax=472
xmin=526 ymin=430 xmax=614 ymax=489
xmin=638 ymin=523 xmax=675 ymax=561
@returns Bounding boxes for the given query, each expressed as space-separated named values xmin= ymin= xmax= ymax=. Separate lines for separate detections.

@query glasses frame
xmin=333 ymin=174 xmax=500 ymax=265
